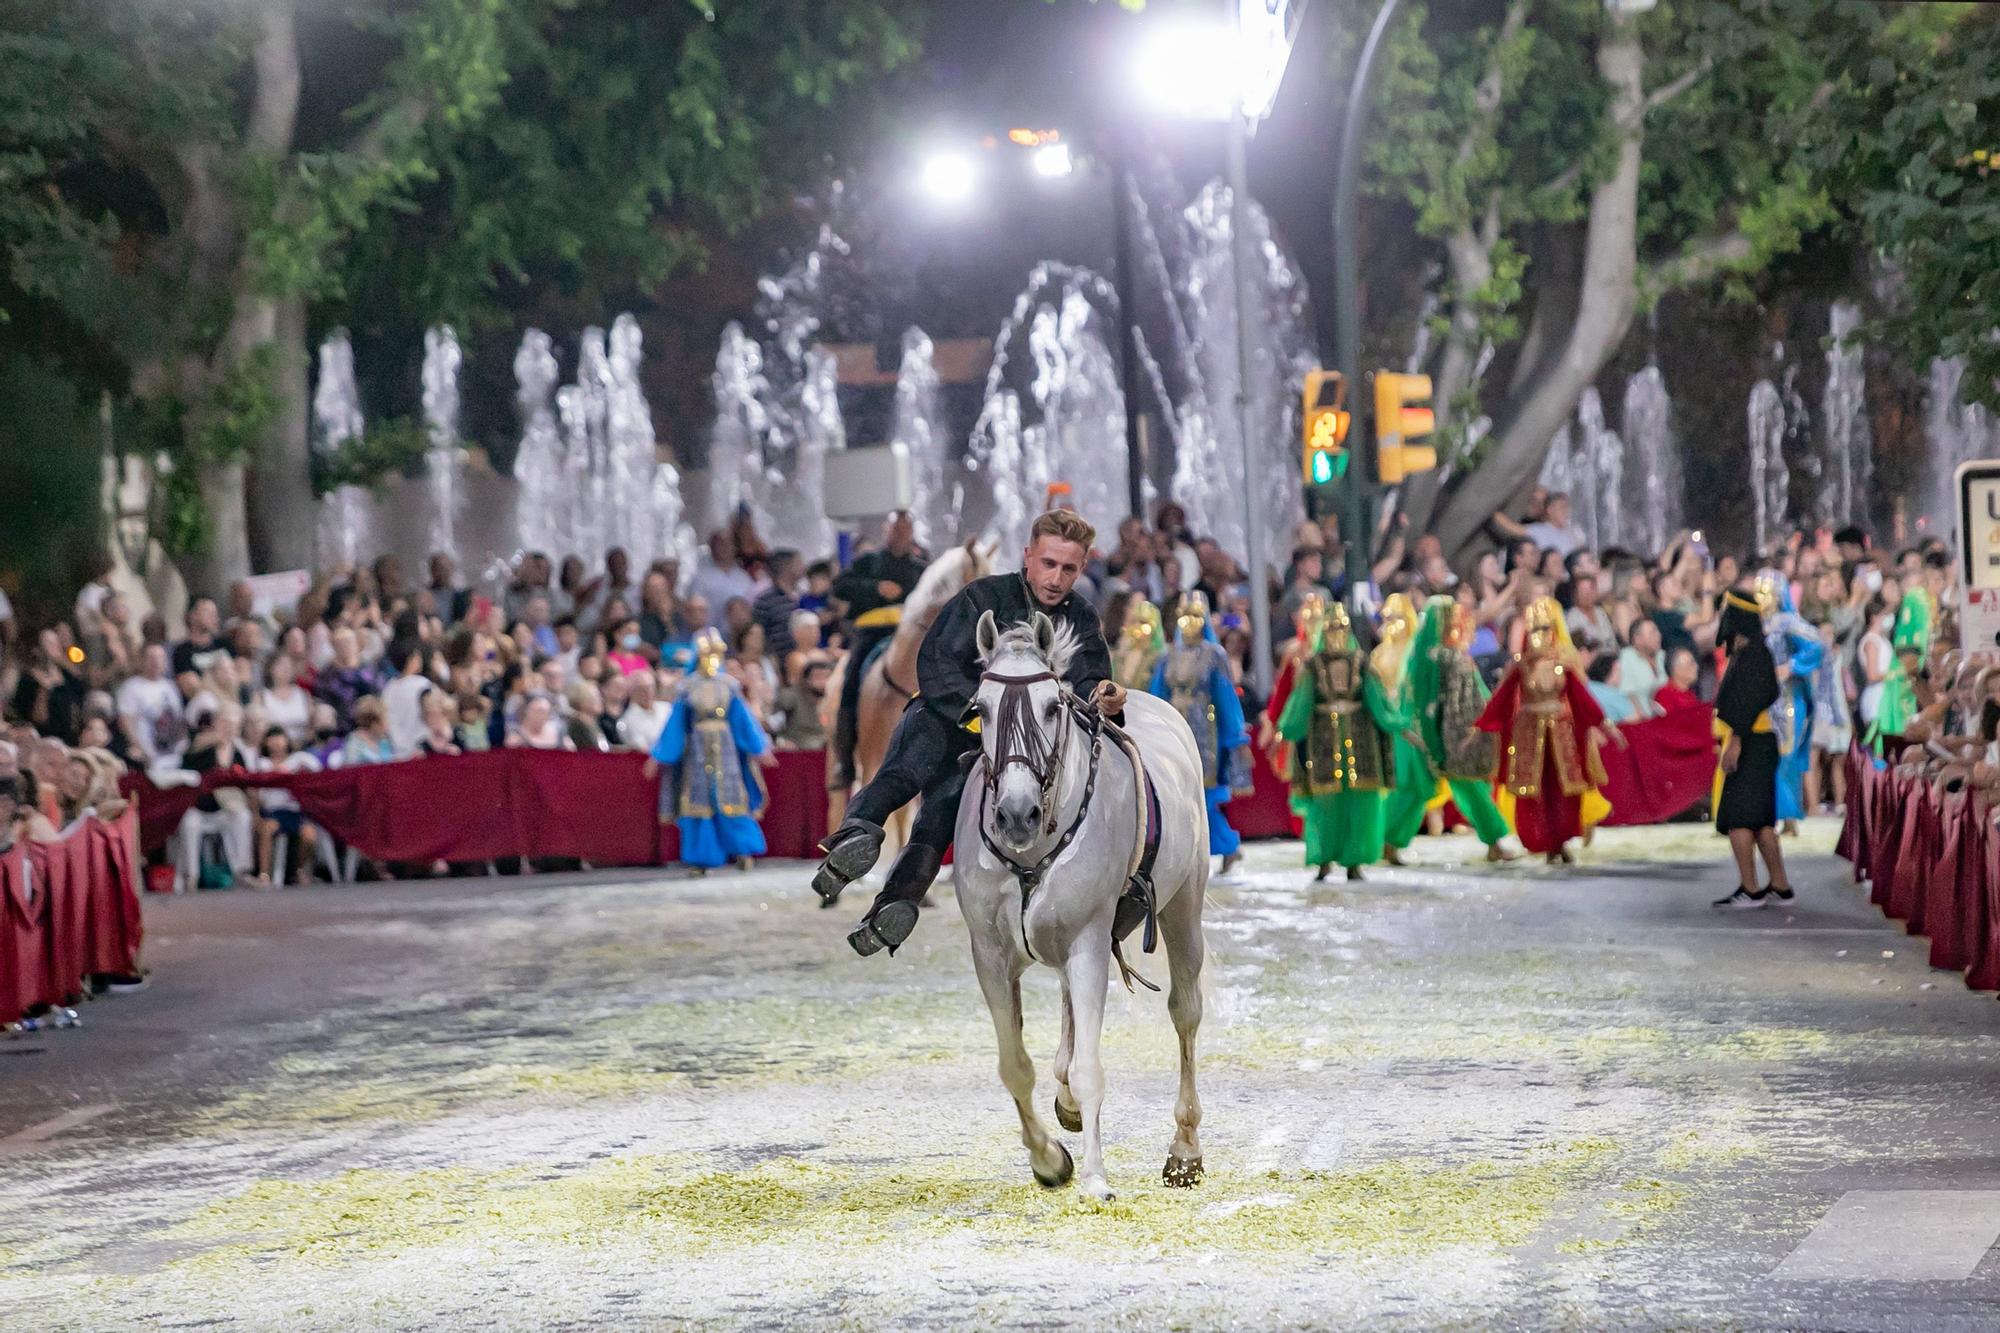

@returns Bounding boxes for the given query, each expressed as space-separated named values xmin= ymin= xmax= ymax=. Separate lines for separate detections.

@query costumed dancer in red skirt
xmin=1476 ymin=596 xmax=1623 ymax=863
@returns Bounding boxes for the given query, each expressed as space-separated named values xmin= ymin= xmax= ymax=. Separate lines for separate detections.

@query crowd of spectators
xmin=0 ymin=486 xmax=1966 ymax=885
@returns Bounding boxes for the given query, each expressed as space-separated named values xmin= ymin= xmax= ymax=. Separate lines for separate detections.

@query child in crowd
xmin=1808 ymin=620 xmax=1852 ymax=813
xmin=254 ymin=728 xmax=321 ymax=885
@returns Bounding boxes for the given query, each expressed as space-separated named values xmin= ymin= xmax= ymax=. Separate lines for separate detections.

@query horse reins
xmin=975 ymin=668 xmax=1104 ymax=963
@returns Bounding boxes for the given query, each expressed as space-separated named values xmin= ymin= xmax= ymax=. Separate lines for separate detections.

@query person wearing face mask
xmin=606 ymin=619 xmax=650 ymax=677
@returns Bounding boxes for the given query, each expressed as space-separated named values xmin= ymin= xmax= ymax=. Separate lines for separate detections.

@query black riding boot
xmin=811 ymin=818 xmax=885 ymax=905
xmin=848 ymin=843 xmax=944 ymax=957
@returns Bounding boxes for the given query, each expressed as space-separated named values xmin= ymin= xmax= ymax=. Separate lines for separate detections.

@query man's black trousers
xmin=844 ymin=701 xmax=976 ymax=852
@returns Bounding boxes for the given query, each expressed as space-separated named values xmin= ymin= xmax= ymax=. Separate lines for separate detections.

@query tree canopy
xmin=0 ymin=0 xmax=920 ymax=587
xmin=1351 ymin=0 xmax=1998 ymax=554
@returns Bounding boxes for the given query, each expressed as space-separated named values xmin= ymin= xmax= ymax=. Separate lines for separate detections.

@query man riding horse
xmin=813 ymin=509 xmax=1129 ymax=956
xmin=828 ymin=511 xmax=929 ymax=791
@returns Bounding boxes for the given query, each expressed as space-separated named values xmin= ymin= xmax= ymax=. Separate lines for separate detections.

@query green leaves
xmin=1816 ymin=3 xmax=2000 ymax=402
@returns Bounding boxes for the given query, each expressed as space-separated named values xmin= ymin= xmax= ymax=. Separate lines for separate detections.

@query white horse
xmin=956 ymin=610 xmax=1209 ymax=1200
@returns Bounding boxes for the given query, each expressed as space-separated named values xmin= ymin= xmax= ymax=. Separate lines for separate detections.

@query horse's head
xmin=973 ymin=609 xmax=1077 ymax=853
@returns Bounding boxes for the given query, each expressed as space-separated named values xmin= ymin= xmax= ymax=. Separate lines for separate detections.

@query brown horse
xmin=823 ymin=539 xmax=994 ymax=862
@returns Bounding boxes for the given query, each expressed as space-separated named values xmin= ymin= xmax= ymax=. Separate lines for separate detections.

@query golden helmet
xmin=1378 ymin=592 xmax=1417 ymax=646
xmin=1294 ymin=591 xmax=1329 ymax=643
xmin=1125 ymin=598 xmax=1163 ymax=647
xmin=1753 ymin=573 xmax=1781 ymax=617
xmin=693 ymin=628 xmax=727 ymax=676
xmin=1175 ymin=591 xmax=1211 ymax=643
xmin=1319 ymin=600 xmax=1354 ymax=652
xmin=1445 ymin=601 xmax=1476 ymax=651
xmin=1524 ymin=596 xmax=1563 ymax=655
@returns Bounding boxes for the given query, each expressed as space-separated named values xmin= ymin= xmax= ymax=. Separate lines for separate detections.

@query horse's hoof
xmin=1054 ymin=1095 xmax=1082 ymax=1133
xmin=1080 ymin=1177 xmax=1115 ymax=1202
xmin=1033 ymin=1141 xmax=1075 ymax=1189
xmin=1163 ymin=1154 xmax=1204 ymax=1189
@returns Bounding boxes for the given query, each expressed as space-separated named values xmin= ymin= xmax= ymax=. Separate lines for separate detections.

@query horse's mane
xmin=984 ymin=618 xmax=1080 ymax=680
xmin=904 ymin=543 xmax=988 ymax=629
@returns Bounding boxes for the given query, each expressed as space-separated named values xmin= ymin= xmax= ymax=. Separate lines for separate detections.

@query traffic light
xmin=1373 ymin=371 xmax=1437 ymax=484
xmin=1302 ymin=369 xmax=1350 ymax=486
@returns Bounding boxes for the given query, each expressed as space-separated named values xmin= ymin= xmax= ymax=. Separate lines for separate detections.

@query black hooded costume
xmin=1714 ymin=596 xmax=1781 ymax=834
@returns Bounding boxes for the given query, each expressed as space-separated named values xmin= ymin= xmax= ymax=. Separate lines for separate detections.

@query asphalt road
xmin=4 ymin=820 xmax=2000 ymax=1331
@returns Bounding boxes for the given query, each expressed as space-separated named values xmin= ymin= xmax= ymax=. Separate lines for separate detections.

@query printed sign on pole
xmin=1956 ymin=462 xmax=2000 ymax=650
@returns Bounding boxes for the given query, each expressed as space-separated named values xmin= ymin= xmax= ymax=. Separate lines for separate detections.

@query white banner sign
xmin=1956 ymin=463 xmax=2000 ymax=650
xmin=244 ymin=569 xmax=311 ymax=619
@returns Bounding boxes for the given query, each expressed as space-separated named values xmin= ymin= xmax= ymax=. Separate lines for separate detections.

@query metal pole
xmin=1333 ymin=0 xmax=1406 ymax=623
xmin=1226 ymin=98 xmax=1274 ymax=697
xmin=1109 ymin=150 xmax=1148 ymax=521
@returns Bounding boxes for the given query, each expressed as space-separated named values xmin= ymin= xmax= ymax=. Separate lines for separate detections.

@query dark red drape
xmin=0 ymin=811 xmax=145 ymax=1024
xmin=1597 ymin=705 xmax=1718 ymax=826
xmin=1836 ymin=752 xmax=2000 ymax=996
xmin=128 ymin=748 xmax=836 ymax=869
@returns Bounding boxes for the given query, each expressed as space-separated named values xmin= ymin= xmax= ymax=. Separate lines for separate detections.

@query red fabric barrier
xmin=1836 ymin=755 xmax=2000 ymax=994
xmin=1597 ymin=705 xmax=1718 ymax=826
xmin=0 ymin=813 xmax=145 ymax=1024
xmin=83 ymin=812 xmax=144 ymax=977
xmin=1924 ymin=794 xmax=1968 ymax=971
xmin=754 ymin=749 xmax=833 ymax=860
xmin=0 ymin=844 xmax=47 ymax=1024
xmin=129 ymin=747 xmax=841 ymax=869
xmin=1225 ymin=749 xmax=1301 ymax=840
xmin=35 ymin=832 xmax=92 ymax=1009
xmin=1977 ymin=825 xmax=2000 ymax=991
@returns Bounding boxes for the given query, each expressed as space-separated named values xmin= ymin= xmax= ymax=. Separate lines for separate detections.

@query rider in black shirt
xmin=814 ymin=510 xmax=1123 ymax=957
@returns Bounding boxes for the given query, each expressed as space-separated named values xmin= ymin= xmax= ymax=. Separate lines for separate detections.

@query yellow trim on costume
xmin=1724 ymin=590 xmax=1762 ymax=614
xmin=855 ymin=606 xmax=903 ymax=629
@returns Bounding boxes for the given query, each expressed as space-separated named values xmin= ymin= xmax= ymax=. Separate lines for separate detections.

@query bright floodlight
xmin=919 ymin=150 xmax=977 ymax=205
xmin=1031 ymin=142 xmax=1074 ymax=178
xmin=1133 ymin=20 xmax=1246 ymax=122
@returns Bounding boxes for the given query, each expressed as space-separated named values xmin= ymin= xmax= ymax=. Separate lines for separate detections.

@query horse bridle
xmin=975 ymin=667 xmax=1103 ymax=962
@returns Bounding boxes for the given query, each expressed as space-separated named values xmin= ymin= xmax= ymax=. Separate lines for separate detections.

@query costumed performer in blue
xmin=1757 ymin=573 xmax=1822 ymax=836
xmin=1149 ymin=591 xmax=1255 ymax=878
xmin=643 ymin=628 xmax=771 ymax=872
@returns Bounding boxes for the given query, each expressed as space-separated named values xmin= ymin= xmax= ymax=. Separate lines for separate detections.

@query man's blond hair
xmin=1029 ymin=509 xmax=1096 ymax=552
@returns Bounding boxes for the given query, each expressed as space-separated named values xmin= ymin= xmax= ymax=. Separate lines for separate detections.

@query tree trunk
xmin=1506 ymin=224 xmax=1583 ymax=399
xmin=249 ymin=293 xmax=315 ymax=571
xmin=1398 ymin=214 xmax=1497 ymax=536
xmin=183 ymin=0 xmax=304 ymax=590
xmin=1432 ymin=12 xmax=1646 ymax=559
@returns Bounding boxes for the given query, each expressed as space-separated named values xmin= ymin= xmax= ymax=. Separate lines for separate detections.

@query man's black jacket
xmin=916 ymin=573 xmax=1112 ymax=723
xmin=833 ymin=548 xmax=930 ymax=622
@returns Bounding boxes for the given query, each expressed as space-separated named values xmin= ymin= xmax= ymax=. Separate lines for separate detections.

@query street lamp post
xmin=1225 ymin=84 xmax=1275 ymax=697
xmin=1132 ymin=2 xmax=1304 ymax=696
xmin=1107 ymin=149 xmax=1149 ymax=522
xmin=1332 ymin=0 xmax=1406 ymax=624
